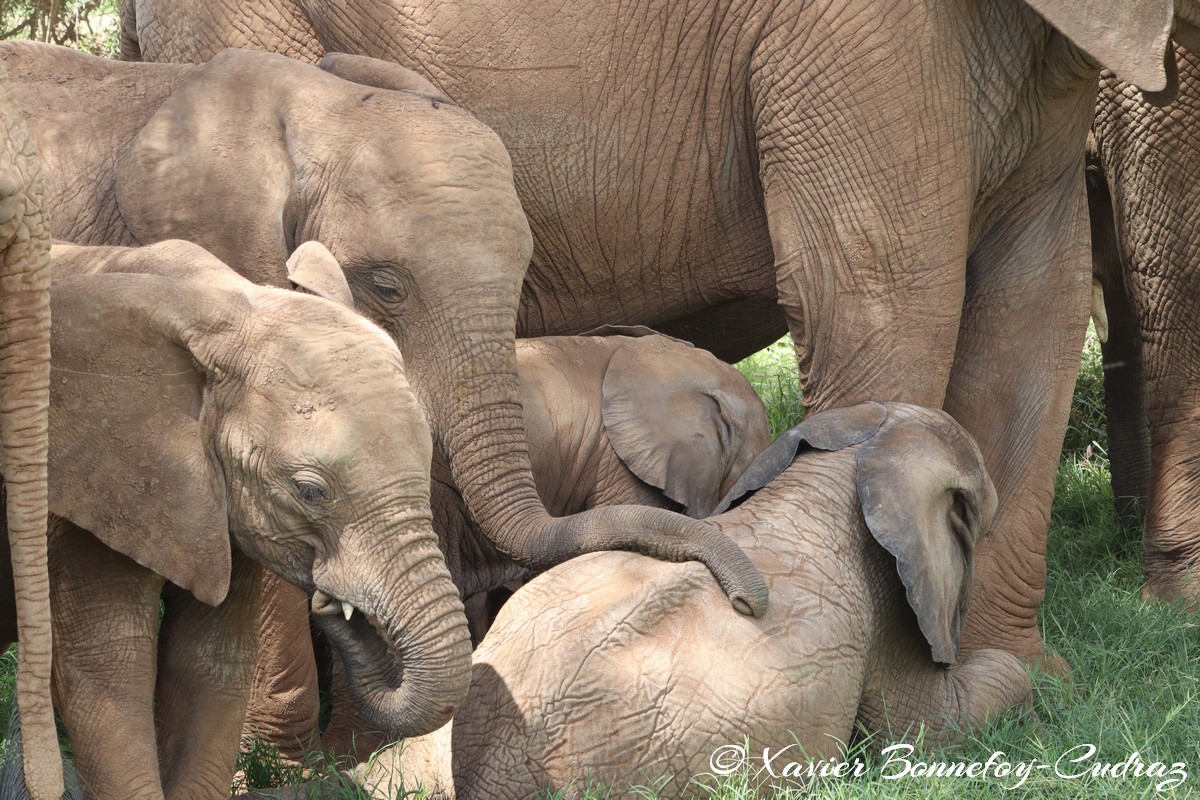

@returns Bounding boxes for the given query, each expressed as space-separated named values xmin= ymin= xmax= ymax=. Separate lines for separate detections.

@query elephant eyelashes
xmin=372 ymin=280 xmax=403 ymax=302
xmin=293 ymin=476 xmax=331 ymax=504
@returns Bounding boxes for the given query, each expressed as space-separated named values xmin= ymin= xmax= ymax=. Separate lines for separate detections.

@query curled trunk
xmin=427 ymin=330 xmax=770 ymax=617
xmin=311 ymin=535 xmax=472 ymax=739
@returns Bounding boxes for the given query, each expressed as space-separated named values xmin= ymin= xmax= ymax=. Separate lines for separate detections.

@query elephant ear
xmin=116 ymin=49 xmax=299 ymax=279
xmin=855 ymin=406 xmax=998 ymax=666
xmin=317 ymin=52 xmax=451 ymax=103
xmin=48 ymin=272 xmax=239 ymax=607
xmin=711 ymin=402 xmax=887 ymax=516
xmin=287 ymin=241 xmax=354 ymax=308
xmin=1023 ymin=0 xmax=1172 ymax=90
xmin=602 ymin=336 xmax=773 ymax=518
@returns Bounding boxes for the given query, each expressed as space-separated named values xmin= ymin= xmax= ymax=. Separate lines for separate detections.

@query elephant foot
xmin=1140 ymin=574 xmax=1200 ymax=609
xmin=1033 ymin=648 xmax=1073 ymax=679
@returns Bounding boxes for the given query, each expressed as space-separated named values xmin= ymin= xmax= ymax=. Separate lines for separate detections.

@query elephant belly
xmin=377 ymin=1 xmax=778 ymax=337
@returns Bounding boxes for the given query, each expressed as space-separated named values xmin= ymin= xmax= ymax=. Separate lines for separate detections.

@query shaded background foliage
xmin=0 ymin=0 xmax=119 ymax=55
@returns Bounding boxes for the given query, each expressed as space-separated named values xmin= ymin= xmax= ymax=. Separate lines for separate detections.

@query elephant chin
xmin=310 ymin=586 xmax=471 ymax=740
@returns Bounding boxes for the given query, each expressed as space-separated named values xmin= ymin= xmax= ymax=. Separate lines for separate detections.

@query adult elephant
xmin=1088 ymin=39 xmax=1200 ymax=605
xmin=0 ymin=42 xmax=765 ymax=617
xmin=0 ymin=67 xmax=60 ymax=800
xmin=120 ymin=0 xmax=1194 ymax=663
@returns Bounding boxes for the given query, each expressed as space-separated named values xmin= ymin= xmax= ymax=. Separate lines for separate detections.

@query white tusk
xmin=342 ymin=601 xmax=354 ymax=621
xmin=1091 ymin=278 xmax=1109 ymax=344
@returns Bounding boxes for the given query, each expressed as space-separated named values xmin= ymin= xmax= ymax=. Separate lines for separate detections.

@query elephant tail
xmin=0 ymin=714 xmax=81 ymax=800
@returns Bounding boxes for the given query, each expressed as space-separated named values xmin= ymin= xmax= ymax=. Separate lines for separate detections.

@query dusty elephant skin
xmin=354 ymin=403 xmax=1032 ymax=799
xmin=246 ymin=328 xmax=772 ymax=763
xmin=0 ymin=40 xmax=767 ymax=622
xmin=0 ymin=240 xmax=472 ymax=800
xmin=0 ymin=66 xmax=60 ymax=800
xmin=117 ymin=0 xmax=1200 ymax=663
xmin=1089 ymin=39 xmax=1200 ymax=605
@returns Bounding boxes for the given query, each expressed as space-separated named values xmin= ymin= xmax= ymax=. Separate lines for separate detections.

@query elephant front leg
xmin=762 ymin=186 xmax=966 ymax=413
xmin=241 ymin=571 xmax=322 ymax=763
xmin=860 ymin=648 xmax=1032 ymax=747
xmin=749 ymin=27 xmax=971 ymax=416
xmin=50 ymin=520 xmax=166 ymax=800
xmin=948 ymin=159 xmax=1092 ymax=666
xmin=155 ymin=552 xmax=262 ymax=799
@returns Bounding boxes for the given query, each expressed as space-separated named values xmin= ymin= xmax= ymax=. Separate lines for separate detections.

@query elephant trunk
xmin=426 ymin=327 xmax=768 ymax=617
xmin=0 ymin=100 xmax=62 ymax=799
xmin=311 ymin=527 xmax=471 ymax=739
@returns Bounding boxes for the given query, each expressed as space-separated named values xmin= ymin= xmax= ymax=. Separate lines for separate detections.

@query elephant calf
xmin=0 ymin=240 xmax=471 ymax=800
xmin=357 ymin=403 xmax=1032 ymax=799
xmin=248 ymin=327 xmax=772 ymax=761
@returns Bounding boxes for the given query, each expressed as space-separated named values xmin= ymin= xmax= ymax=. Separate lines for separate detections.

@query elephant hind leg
xmin=1140 ymin=410 xmax=1200 ymax=606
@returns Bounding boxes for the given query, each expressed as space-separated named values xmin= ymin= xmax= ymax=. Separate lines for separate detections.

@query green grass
xmin=8 ymin=329 xmax=1200 ymax=799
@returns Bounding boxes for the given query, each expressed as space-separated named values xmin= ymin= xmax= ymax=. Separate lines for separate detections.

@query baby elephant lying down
xmin=360 ymin=402 xmax=1033 ymax=798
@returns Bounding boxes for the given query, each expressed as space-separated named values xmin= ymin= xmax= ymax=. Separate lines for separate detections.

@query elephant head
xmin=0 ymin=69 xmax=58 ymax=800
xmin=110 ymin=48 xmax=767 ymax=617
xmin=46 ymin=240 xmax=472 ymax=738
xmin=520 ymin=327 xmax=771 ymax=519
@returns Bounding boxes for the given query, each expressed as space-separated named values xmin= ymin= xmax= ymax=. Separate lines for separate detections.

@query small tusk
xmin=342 ymin=601 xmax=354 ymax=621
xmin=1091 ymin=278 xmax=1109 ymax=343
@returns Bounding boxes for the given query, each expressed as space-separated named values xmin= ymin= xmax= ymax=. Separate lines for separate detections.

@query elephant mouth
xmin=311 ymin=588 xmax=406 ymax=697
xmin=313 ymin=589 xmax=360 ymax=623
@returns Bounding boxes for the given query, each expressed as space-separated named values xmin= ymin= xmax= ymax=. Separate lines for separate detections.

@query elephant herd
xmin=0 ymin=0 xmax=1196 ymax=797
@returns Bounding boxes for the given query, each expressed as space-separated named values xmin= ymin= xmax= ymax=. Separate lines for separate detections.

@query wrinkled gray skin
xmin=247 ymin=328 xmax=772 ymax=763
xmin=0 ymin=39 xmax=766 ymax=620
xmin=355 ymin=403 xmax=1032 ymax=799
xmin=118 ymin=0 xmax=1200 ymax=663
xmin=1088 ymin=37 xmax=1200 ymax=605
xmin=0 ymin=65 xmax=58 ymax=800
xmin=0 ymin=240 xmax=471 ymax=800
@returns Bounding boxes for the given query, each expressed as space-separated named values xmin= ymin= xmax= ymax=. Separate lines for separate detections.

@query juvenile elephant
xmin=0 ymin=40 xmax=764 ymax=618
xmin=247 ymin=328 xmax=772 ymax=762
xmin=1088 ymin=41 xmax=1200 ymax=604
xmin=0 ymin=67 xmax=58 ymax=800
xmin=0 ymin=240 xmax=472 ymax=800
xmin=118 ymin=0 xmax=1200 ymax=662
xmin=359 ymin=403 xmax=1032 ymax=799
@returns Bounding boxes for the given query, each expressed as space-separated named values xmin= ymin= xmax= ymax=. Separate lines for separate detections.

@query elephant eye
xmin=372 ymin=279 xmax=404 ymax=303
xmin=293 ymin=474 xmax=331 ymax=505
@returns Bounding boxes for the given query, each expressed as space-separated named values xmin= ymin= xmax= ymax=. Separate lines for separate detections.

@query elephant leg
xmin=749 ymin=23 xmax=972 ymax=416
xmin=319 ymin=655 xmax=389 ymax=764
xmin=1139 ymin=338 xmax=1200 ymax=605
xmin=241 ymin=571 xmax=322 ymax=763
xmin=948 ymin=155 xmax=1092 ymax=666
xmin=50 ymin=519 xmax=165 ymax=800
xmin=1088 ymin=163 xmax=1150 ymax=528
xmin=860 ymin=648 xmax=1032 ymax=746
xmin=155 ymin=553 xmax=262 ymax=799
